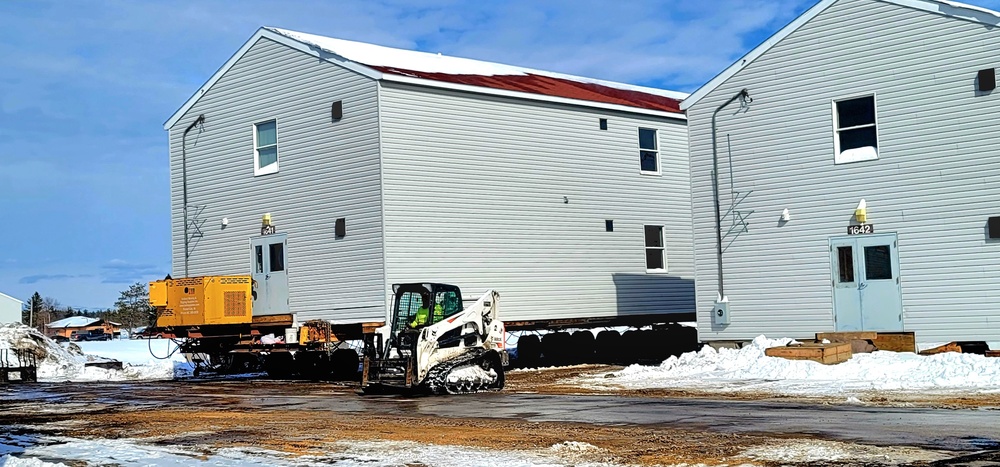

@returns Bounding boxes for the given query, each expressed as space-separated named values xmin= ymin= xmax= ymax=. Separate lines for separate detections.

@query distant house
xmin=0 ymin=292 xmax=22 ymax=324
xmin=46 ymin=317 xmax=121 ymax=339
xmin=681 ymin=0 xmax=1000 ymax=343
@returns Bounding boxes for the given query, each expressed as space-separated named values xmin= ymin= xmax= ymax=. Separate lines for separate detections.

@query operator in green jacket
xmin=409 ymin=294 xmax=444 ymax=328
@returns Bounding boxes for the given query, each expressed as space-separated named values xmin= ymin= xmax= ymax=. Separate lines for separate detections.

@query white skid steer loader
xmin=361 ymin=283 xmax=507 ymax=394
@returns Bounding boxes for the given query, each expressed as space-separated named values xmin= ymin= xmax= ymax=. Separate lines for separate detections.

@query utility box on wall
xmin=712 ymin=302 xmax=731 ymax=325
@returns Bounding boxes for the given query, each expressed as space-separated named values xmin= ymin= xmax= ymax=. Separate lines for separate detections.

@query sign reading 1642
xmin=847 ymin=224 xmax=874 ymax=235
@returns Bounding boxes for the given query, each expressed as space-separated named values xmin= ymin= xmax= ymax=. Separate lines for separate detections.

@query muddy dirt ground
xmin=3 ymin=367 xmax=1000 ymax=466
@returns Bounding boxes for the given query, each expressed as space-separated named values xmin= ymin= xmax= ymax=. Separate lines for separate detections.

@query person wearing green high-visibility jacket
xmin=408 ymin=294 xmax=443 ymax=328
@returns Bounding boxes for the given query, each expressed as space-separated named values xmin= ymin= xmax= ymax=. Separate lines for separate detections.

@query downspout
xmin=181 ymin=114 xmax=205 ymax=278
xmin=710 ymin=89 xmax=750 ymax=301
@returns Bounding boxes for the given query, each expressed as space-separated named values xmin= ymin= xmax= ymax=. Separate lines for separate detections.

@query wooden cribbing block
xmin=816 ymin=331 xmax=917 ymax=353
xmin=919 ymin=341 xmax=990 ymax=356
xmin=919 ymin=342 xmax=963 ymax=356
xmin=816 ymin=332 xmax=877 ymax=342
xmin=986 ymin=350 xmax=1000 ymax=358
xmin=873 ymin=332 xmax=917 ymax=353
xmin=765 ymin=342 xmax=852 ymax=365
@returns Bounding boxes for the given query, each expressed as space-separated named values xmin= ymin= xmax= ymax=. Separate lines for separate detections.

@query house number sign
xmin=847 ymin=224 xmax=874 ymax=235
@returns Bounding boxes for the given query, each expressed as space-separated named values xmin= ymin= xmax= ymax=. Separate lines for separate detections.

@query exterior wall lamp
xmin=855 ymin=199 xmax=867 ymax=223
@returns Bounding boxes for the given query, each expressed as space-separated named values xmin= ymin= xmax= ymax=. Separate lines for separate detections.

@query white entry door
xmin=829 ymin=233 xmax=903 ymax=331
xmin=250 ymin=234 xmax=289 ymax=316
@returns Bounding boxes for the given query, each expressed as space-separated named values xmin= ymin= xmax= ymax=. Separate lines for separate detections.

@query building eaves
xmin=681 ymin=0 xmax=1000 ymax=111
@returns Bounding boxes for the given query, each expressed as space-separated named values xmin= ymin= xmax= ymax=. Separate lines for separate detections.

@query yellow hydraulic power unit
xmin=150 ymin=276 xmax=253 ymax=327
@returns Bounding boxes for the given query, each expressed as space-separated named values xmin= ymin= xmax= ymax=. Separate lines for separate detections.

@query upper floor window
xmin=639 ymin=128 xmax=659 ymax=174
xmin=644 ymin=225 xmax=667 ymax=272
xmin=833 ymin=95 xmax=878 ymax=164
xmin=254 ymin=120 xmax=279 ymax=176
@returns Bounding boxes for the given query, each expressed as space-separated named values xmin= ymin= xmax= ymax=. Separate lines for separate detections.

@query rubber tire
xmin=595 ymin=330 xmax=622 ymax=364
xmin=331 ymin=348 xmax=360 ymax=381
xmin=294 ymin=351 xmax=332 ymax=381
xmin=263 ymin=352 xmax=295 ymax=379
xmin=621 ymin=330 xmax=643 ymax=365
xmin=516 ymin=334 xmax=542 ymax=368
xmin=541 ymin=332 xmax=573 ymax=366
xmin=642 ymin=329 xmax=666 ymax=363
xmin=570 ymin=331 xmax=596 ymax=364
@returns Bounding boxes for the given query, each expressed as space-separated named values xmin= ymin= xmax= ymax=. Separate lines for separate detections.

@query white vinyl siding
xmin=379 ymin=82 xmax=694 ymax=322
xmin=686 ymin=0 xmax=1000 ymax=343
xmin=168 ymin=37 xmax=385 ymax=323
xmin=0 ymin=293 xmax=21 ymax=324
xmin=253 ymin=119 xmax=279 ymax=175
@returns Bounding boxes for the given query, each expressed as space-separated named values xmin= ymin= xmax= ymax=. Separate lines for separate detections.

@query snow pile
xmin=0 ymin=456 xmax=66 ymax=467
xmin=446 ymin=365 xmax=498 ymax=386
xmin=1 ymin=437 xmax=631 ymax=467
xmin=0 ymin=324 xmax=191 ymax=382
xmin=588 ymin=335 xmax=1000 ymax=396
xmin=549 ymin=441 xmax=601 ymax=453
xmin=739 ymin=439 xmax=946 ymax=464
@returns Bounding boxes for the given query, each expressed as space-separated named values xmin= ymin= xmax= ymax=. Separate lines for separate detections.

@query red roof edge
xmin=370 ymin=66 xmax=682 ymax=114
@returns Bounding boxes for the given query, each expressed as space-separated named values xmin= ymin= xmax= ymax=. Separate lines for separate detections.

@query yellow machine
xmin=147 ymin=274 xmax=379 ymax=380
xmin=150 ymin=276 xmax=253 ymax=327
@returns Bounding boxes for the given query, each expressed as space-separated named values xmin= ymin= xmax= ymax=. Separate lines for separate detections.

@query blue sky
xmin=3 ymin=0 xmax=996 ymax=309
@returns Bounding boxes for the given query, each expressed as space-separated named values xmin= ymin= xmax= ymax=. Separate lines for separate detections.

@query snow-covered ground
xmin=0 ymin=436 xmax=620 ymax=467
xmin=0 ymin=434 xmax=951 ymax=467
xmin=0 ymin=324 xmax=192 ymax=382
xmin=580 ymin=336 xmax=1000 ymax=398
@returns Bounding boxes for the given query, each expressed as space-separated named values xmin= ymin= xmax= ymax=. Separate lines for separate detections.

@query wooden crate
xmin=765 ymin=342 xmax=852 ymax=365
xmin=815 ymin=331 xmax=916 ymax=353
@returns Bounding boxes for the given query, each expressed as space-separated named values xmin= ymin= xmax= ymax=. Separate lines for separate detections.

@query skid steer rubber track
xmin=424 ymin=350 xmax=504 ymax=395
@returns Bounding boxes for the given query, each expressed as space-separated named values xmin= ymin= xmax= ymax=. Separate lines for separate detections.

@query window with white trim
xmin=254 ymin=120 xmax=279 ymax=175
xmin=833 ymin=95 xmax=878 ymax=164
xmin=638 ymin=128 xmax=658 ymax=174
xmin=644 ymin=225 xmax=666 ymax=271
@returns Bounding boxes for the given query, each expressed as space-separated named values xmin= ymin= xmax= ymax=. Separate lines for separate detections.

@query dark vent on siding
xmin=335 ymin=218 xmax=346 ymax=238
xmin=605 ymin=220 xmax=614 ymax=232
xmin=599 ymin=118 xmax=608 ymax=130
xmin=979 ymin=69 xmax=996 ymax=92
xmin=989 ymin=216 xmax=1000 ymax=238
xmin=331 ymin=100 xmax=343 ymax=121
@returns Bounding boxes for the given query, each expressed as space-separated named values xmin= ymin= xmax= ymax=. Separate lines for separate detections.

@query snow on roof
xmin=682 ymin=0 xmax=1000 ymax=110
xmin=267 ymin=27 xmax=685 ymax=114
xmin=935 ymin=0 xmax=1000 ymax=19
xmin=47 ymin=316 xmax=100 ymax=329
xmin=165 ymin=28 xmax=687 ymax=129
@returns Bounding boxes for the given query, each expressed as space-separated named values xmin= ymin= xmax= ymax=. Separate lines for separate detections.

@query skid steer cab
xmin=362 ymin=283 xmax=507 ymax=395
